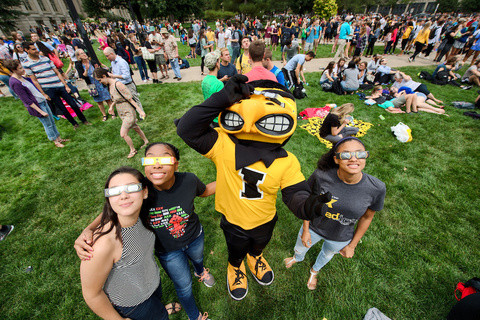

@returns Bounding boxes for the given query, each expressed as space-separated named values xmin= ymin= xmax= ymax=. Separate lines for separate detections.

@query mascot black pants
xmin=220 ymin=214 xmax=278 ymax=267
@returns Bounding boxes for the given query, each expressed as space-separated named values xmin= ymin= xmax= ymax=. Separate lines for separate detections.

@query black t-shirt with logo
xmin=149 ymin=172 xmax=206 ymax=253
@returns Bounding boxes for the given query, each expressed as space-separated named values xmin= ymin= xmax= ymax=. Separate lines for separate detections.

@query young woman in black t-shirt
xmin=319 ymin=103 xmax=359 ymax=143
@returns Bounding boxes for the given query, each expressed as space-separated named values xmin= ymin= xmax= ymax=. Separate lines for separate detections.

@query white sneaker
xmin=143 ymin=79 xmax=148 ymax=83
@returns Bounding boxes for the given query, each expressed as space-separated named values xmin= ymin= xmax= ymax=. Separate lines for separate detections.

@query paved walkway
xmin=1 ymin=50 xmax=437 ymax=97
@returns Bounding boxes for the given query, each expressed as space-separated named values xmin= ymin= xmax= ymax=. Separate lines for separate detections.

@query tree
xmin=461 ymin=0 xmax=480 ymax=13
xmin=313 ymin=0 xmax=337 ymax=20
xmin=0 ymin=0 xmax=27 ymax=31
xmin=436 ymin=0 xmax=460 ymax=13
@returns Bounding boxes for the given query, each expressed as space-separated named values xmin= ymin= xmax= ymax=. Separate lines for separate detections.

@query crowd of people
xmin=1 ymin=10 xmax=480 ymax=320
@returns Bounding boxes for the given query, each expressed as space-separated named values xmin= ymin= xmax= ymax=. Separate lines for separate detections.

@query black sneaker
xmin=0 ymin=225 xmax=14 ymax=241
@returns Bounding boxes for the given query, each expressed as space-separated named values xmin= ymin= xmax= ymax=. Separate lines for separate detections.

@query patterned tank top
xmin=103 ymin=218 xmax=160 ymax=307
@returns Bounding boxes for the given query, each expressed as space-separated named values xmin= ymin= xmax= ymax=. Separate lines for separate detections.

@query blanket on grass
xmin=300 ymin=117 xmax=373 ymax=149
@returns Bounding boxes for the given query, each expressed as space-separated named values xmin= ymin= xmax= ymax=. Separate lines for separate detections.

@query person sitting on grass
xmin=374 ymin=58 xmax=396 ymax=85
xmin=319 ymin=61 xmax=337 ymax=87
xmin=430 ymin=56 xmax=469 ymax=88
xmin=75 ymin=144 xmax=216 ymax=320
xmin=319 ymin=103 xmax=359 ymax=143
xmin=461 ymin=59 xmax=480 ymax=88
xmin=284 ymin=137 xmax=386 ymax=291
xmin=5 ymin=59 xmax=69 ymax=148
xmin=78 ymin=166 xmax=179 ymax=320
xmin=341 ymin=60 xmax=360 ymax=94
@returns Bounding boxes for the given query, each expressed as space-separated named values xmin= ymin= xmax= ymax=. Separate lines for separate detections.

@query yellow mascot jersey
xmin=205 ymin=129 xmax=305 ymax=230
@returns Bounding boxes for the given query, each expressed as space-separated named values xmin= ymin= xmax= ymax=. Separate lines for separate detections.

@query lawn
xmin=0 ymin=65 xmax=479 ymax=320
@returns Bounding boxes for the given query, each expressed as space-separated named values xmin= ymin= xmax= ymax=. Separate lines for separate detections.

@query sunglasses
xmin=335 ymin=151 xmax=370 ymax=160
xmin=104 ymin=183 xmax=143 ymax=197
xmin=141 ymin=157 xmax=176 ymax=166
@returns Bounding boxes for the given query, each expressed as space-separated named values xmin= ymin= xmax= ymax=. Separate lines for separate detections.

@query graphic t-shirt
xmin=307 ymin=168 xmax=386 ymax=241
xmin=149 ymin=172 xmax=206 ymax=253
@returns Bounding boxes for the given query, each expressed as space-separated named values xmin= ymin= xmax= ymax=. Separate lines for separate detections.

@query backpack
xmin=455 ymin=278 xmax=480 ymax=301
xmin=429 ymin=26 xmax=439 ymax=40
xmin=418 ymin=71 xmax=433 ymax=81
xmin=293 ymin=82 xmax=306 ymax=99
xmin=195 ymin=40 xmax=202 ymax=56
xmin=432 ymin=70 xmax=449 ymax=85
xmin=332 ymin=78 xmax=345 ymax=95
xmin=281 ymin=29 xmax=291 ymax=46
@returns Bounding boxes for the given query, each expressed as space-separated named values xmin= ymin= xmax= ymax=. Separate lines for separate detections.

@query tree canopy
xmin=0 ymin=0 xmax=27 ymax=31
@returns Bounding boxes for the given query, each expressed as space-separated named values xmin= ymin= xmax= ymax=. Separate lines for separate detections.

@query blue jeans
xmin=134 ymin=56 xmax=149 ymax=81
xmin=156 ymin=228 xmax=205 ymax=320
xmin=340 ymin=81 xmax=359 ymax=92
xmin=293 ymin=225 xmax=351 ymax=272
xmin=37 ymin=101 xmax=60 ymax=141
xmin=0 ymin=74 xmax=18 ymax=99
xmin=113 ymin=284 xmax=168 ymax=320
xmin=169 ymin=58 xmax=181 ymax=79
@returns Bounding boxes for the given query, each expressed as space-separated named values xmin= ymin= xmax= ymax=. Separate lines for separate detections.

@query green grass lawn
xmin=0 ymin=66 xmax=479 ymax=319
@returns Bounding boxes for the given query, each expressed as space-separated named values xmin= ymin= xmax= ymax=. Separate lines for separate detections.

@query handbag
xmin=48 ymin=52 xmax=64 ymax=69
xmin=140 ymin=47 xmax=154 ymax=61
xmin=87 ymin=84 xmax=99 ymax=97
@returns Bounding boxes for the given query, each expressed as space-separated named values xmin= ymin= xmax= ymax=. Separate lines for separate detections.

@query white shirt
xmin=225 ymin=28 xmax=232 ymax=46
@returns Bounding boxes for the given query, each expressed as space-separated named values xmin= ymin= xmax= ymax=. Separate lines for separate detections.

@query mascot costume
xmin=177 ymin=75 xmax=330 ymax=300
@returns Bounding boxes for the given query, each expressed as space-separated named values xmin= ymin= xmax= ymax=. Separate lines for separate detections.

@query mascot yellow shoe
xmin=227 ymin=261 xmax=248 ymax=301
xmin=247 ymin=253 xmax=274 ymax=286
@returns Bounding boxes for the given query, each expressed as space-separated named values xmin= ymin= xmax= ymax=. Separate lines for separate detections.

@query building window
xmin=49 ymin=0 xmax=58 ymax=11
xmin=38 ymin=0 xmax=46 ymax=11
xmin=23 ymin=0 xmax=33 ymax=10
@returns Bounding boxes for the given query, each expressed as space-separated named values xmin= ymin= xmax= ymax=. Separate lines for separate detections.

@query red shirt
xmin=245 ymin=66 xmax=278 ymax=83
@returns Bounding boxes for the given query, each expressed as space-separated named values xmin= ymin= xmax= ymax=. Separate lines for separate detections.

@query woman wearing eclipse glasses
xmin=284 ymin=137 xmax=386 ymax=290
xmin=76 ymin=143 xmax=214 ymax=320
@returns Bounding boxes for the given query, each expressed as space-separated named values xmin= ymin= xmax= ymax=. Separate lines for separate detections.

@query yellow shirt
xmin=206 ymin=30 xmax=215 ymax=42
xmin=235 ymin=53 xmax=252 ymax=74
xmin=415 ymin=28 xmax=430 ymax=44
xmin=205 ymin=129 xmax=305 ymax=230
xmin=402 ymin=26 xmax=413 ymax=40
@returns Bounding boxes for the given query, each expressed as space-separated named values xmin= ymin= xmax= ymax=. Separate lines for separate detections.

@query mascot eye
xmin=221 ymin=111 xmax=244 ymax=131
xmin=256 ymin=114 xmax=293 ymax=136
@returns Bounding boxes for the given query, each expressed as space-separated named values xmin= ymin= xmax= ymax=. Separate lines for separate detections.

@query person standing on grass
xmin=236 ymin=37 xmax=252 ymax=75
xmin=284 ymin=137 xmax=386 ymax=290
xmin=93 ymin=68 xmax=148 ymax=159
xmin=217 ymin=48 xmax=237 ymax=82
xmin=76 ymin=50 xmax=113 ymax=122
xmin=75 ymin=144 xmax=216 ymax=320
xmin=6 ymin=59 xmax=69 ymax=148
xmin=202 ymin=51 xmax=224 ymax=99
xmin=22 ymin=42 xmax=91 ymax=130
xmin=103 ymin=47 xmax=145 ymax=119
xmin=78 ymin=166 xmax=179 ymax=320
xmin=282 ymin=51 xmax=315 ymax=90
xmin=161 ymin=28 xmax=182 ymax=81
xmin=244 ymin=40 xmax=277 ymax=83
xmin=263 ymin=48 xmax=286 ymax=87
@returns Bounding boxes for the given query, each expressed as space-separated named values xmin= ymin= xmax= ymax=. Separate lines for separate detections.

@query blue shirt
xmin=270 ymin=65 xmax=286 ymax=87
xmin=306 ymin=27 xmax=315 ymax=43
xmin=314 ymin=26 xmax=321 ymax=39
xmin=111 ymin=55 xmax=132 ymax=84
xmin=339 ymin=22 xmax=351 ymax=39
xmin=284 ymin=54 xmax=305 ymax=71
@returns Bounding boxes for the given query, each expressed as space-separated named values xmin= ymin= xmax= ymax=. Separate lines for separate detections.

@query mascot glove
xmin=304 ymin=191 xmax=332 ymax=221
xmin=223 ymin=74 xmax=253 ymax=106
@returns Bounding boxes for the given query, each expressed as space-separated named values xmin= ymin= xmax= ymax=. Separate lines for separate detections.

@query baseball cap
xmin=205 ymin=50 xmax=221 ymax=70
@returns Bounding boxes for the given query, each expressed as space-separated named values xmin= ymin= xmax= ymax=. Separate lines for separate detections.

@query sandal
xmin=127 ymin=150 xmax=137 ymax=159
xmin=160 ymin=75 xmax=166 ymax=79
xmin=307 ymin=268 xmax=318 ymax=290
xmin=59 ymin=139 xmax=70 ymax=143
xmin=54 ymin=141 xmax=65 ymax=148
xmin=165 ymin=75 xmax=170 ymax=79
xmin=165 ymin=302 xmax=181 ymax=315
xmin=111 ymin=115 xmax=116 ymax=120
xmin=102 ymin=115 xmax=108 ymax=121
xmin=283 ymin=256 xmax=297 ymax=269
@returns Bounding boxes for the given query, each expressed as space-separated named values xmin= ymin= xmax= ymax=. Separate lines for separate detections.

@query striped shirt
xmin=22 ymin=56 xmax=63 ymax=89
xmin=103 ymin=218 xmax=160 ymax=307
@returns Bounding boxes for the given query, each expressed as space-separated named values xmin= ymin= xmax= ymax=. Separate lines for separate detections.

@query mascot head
xmin=219 ymin=80 xmax=297 ymax=145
